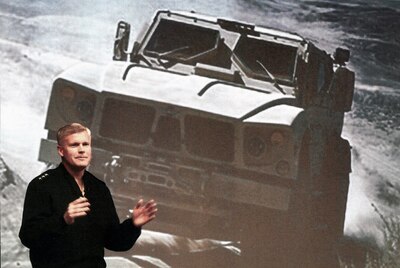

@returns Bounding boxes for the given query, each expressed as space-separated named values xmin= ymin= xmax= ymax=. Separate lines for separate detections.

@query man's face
xmin=57 ymin=131 xmax=92 ymax=171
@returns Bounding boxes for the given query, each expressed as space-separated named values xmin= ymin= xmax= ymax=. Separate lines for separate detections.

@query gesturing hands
xmin=64 ymin=197 xmax=91 ymax=225
xmin=63 ymin=197 xmax=157 ymax=227
xmin=132 ymin=199 xmax=157 ymax=228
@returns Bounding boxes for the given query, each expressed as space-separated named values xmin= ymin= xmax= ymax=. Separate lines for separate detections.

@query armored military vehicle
xmin=39 ymin=10 xmax=354 ymax=267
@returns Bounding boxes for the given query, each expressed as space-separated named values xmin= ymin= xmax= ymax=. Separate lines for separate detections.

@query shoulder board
xmin=35 ymin=171 xmax=50 ymax=181
xmin=34 ymin=167 xmax=58 ymax=182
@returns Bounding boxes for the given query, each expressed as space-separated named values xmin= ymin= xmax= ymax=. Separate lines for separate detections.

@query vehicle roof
xmin=167 ymin=10 xmax=305 ymax=43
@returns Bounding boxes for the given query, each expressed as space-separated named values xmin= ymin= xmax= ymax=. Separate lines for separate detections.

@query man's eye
xmin=70 ymin=143 xmax=80 ymax=147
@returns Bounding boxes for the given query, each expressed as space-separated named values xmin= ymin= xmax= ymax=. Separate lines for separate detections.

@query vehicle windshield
xmin=233 ymin=36 xmax=298 ymax=83
xmin=144 ymin=19 xmax=219 ymax=64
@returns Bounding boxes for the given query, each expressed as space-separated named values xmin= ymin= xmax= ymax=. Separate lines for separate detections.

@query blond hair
xmin=57 ymin=123 xmax=91 ymax=145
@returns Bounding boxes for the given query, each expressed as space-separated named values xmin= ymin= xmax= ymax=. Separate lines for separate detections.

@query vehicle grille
xmin=99 ymin=97 xmax=235 ymax=162
xmin=99 ymin=98 xmax=156 ymax=144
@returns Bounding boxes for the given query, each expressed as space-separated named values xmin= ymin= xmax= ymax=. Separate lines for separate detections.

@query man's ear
xmin=57 ymin=145 xmax=64 ymax=158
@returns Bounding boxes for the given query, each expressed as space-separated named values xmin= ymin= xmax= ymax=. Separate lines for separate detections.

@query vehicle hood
xmin=58 ymin=62 xmax=303 ymax=126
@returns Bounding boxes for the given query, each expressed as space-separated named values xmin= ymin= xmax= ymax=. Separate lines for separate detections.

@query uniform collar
xmin=59 ymin=163 xmax=89 ymax=198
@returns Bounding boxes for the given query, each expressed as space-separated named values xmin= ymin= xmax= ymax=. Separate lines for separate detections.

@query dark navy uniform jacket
xmin=19 ymin=164 xmax=141 ymax=268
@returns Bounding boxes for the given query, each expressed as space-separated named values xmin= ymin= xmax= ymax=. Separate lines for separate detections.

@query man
xmin=19 ymin=123 xmax=157 ymax=267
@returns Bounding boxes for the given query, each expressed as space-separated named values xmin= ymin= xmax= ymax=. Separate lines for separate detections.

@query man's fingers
xmin=69 ymin=206 xmax=91 ymax=213
xmin=72 ymin=201 xmax=91 ymax=209
xmin=67 ymin=207 xmax=90 ymax=219
xmin=143 ymin=203 xmax=157 ymax=219
xmin=67 ymin=207 xmax=90 ymax=215
xmin=69 ymin=197 xmax=90 ymax=211
xmin=72 ymin=209 xmax=89 ymax=215
xmin=71 ymin=197 xmax=89 ymax=204
xmin=132 ymin=199 xmax=157 ymax=227
xmin=145 ymin=204 xmax=157 ymax=213
xmin=64 ymin=198 xmax=91 ymax=224
xmin=144 ymin=200 xmax=155 ymax=208
xmin=132 ymin=199 xmax=157 ymax=214
xmin=69 ymin=211 xmax=88 ymax=218
xmin=147 ymin=209 xmax=157 ymax=218
xmin=64 ymin=203 xmax=90 ymax=225
xmin=145 ymin=201 xmax=157 ymax=213
xmin=135 ymin=199 xmax=144 ymax=209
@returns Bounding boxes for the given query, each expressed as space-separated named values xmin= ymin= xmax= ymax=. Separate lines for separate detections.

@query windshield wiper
xmin=256 ymin=60 xmax=285 ymax=94
xmin=159 ymin=45 xmax=191 ymax=58
xmin=146 ymin=45 xmax=190 ymax=58
xmin=146 ymin=45 xmax=191 ymax=68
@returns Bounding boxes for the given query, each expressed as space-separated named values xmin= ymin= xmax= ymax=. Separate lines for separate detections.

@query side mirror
xmin=328 ymin=67 xmax=355 ymax=112
xmin=333 ymin=48 xmax=350 ymax=66
xmin=113 ymin=21 xmax=131 ymax=61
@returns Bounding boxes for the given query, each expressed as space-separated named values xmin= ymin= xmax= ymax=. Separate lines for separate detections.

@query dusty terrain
xmin=1 ymin=1 xmax=399 ymax=267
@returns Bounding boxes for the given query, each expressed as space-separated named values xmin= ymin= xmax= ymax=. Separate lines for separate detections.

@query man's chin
xmin=67 ymin=162 xmax=89 ymax=171
xmin=75 ymin=163 xmax=89 ymax=169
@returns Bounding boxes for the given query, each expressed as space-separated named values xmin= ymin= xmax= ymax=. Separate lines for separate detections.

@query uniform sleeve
xmin=19 ymin=179 xmax=67 ymax=249
xmin=103 ymin=187 xmax=141 ymax=251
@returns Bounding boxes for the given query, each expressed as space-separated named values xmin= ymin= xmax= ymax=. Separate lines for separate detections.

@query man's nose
xmin=78 ymin=144 xmax=85 ymax=152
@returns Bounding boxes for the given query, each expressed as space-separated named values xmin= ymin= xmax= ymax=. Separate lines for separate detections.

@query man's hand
xmin=132 ymin=199 xmax=157 ymax=228
xmin=63 ymin=197 xmax=91 ymax=225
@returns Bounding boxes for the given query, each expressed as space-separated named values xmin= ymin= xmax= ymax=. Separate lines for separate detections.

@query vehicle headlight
xmin=246 ymin=136 xmax=266 ymax=158
xmin=60 ymin=86 xmax=76 ymax=102
xmin=271 ymin=131 xmax=285 ymax=146
xmin=276 ymin=160 xmax=290 ymax=176
xmin=54 ymin=83 xmax=96 ymax=125
xmin=76 ymin=99 xmax=94 ymax=122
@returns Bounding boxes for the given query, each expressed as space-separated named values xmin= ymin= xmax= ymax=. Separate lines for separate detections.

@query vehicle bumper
xmin=39 ymin=138 xmax=292 ymax=236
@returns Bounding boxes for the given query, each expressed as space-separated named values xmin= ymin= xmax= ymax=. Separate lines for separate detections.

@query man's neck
xmin=62 ymin=162 xmax=85 ymax=182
